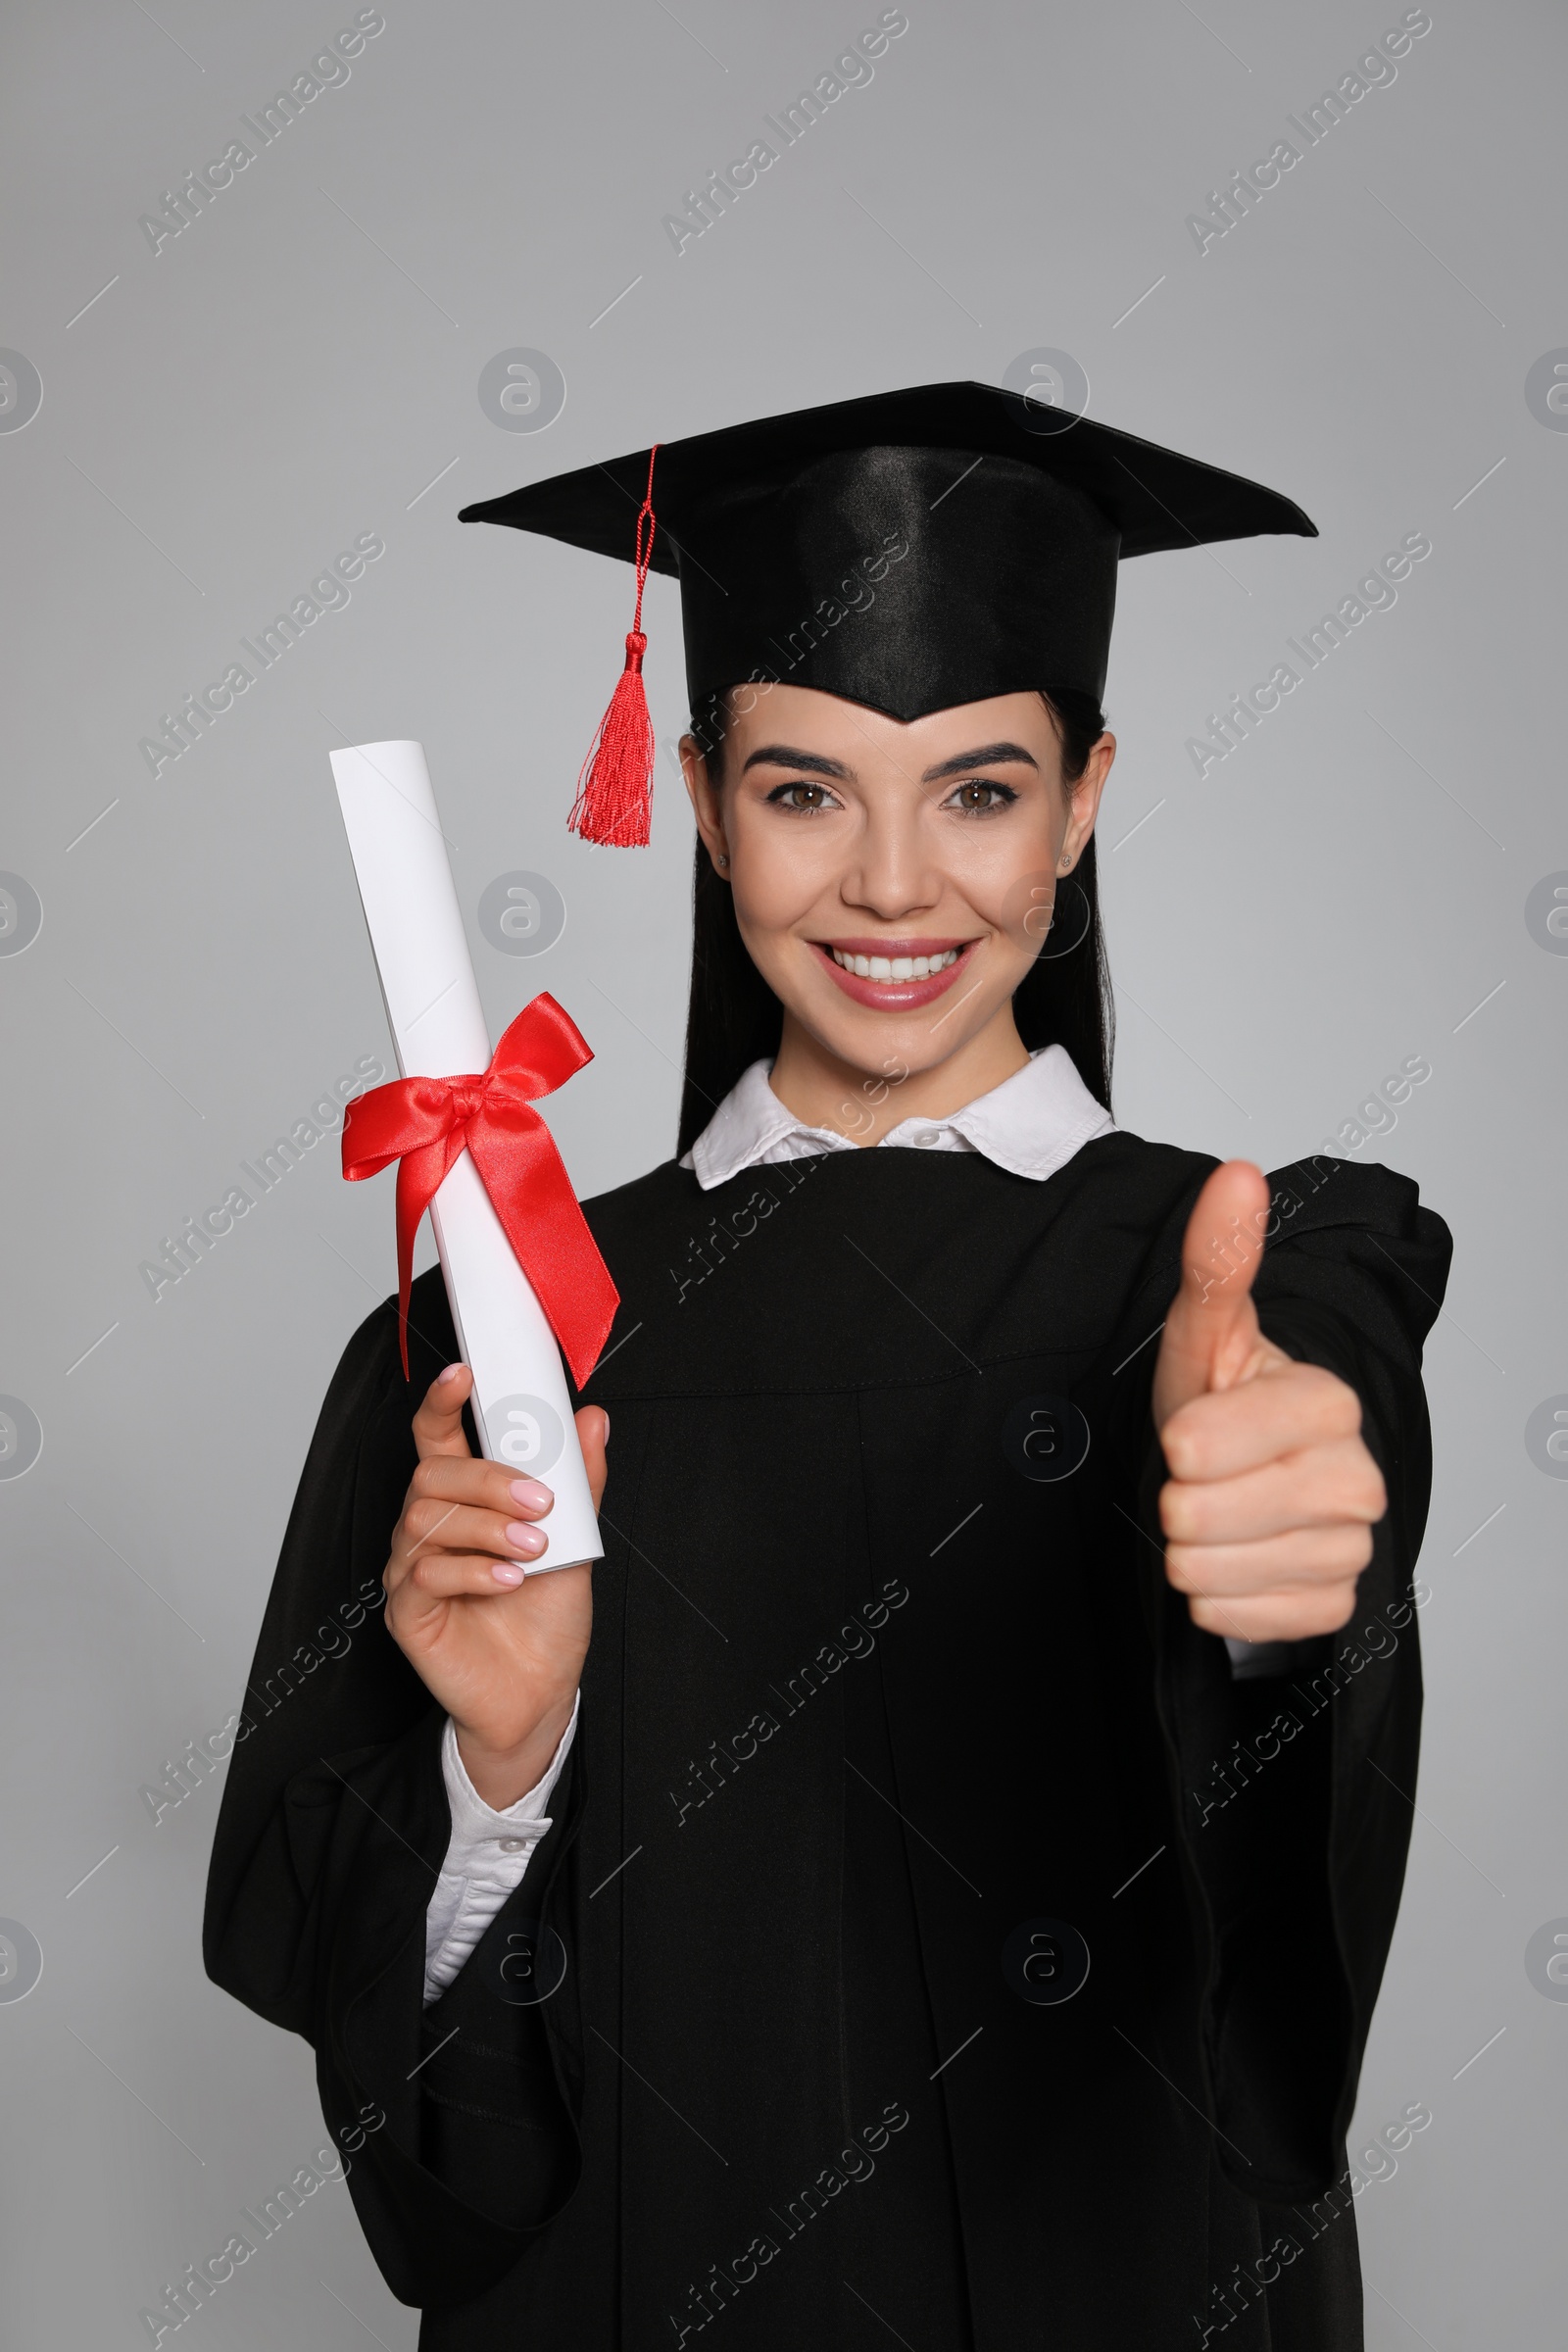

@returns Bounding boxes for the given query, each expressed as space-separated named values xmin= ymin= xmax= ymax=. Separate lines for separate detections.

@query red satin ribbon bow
xmin=340 ymin=992 xmax=618 ymax=1389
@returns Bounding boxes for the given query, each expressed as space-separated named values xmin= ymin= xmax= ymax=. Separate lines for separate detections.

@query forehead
xmin=715 ymin=683 xmax=1059 ymax=767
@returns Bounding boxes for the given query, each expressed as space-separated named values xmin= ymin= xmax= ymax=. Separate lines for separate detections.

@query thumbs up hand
xmin=1152 ymin=1162 xmax=1386 ymax=1643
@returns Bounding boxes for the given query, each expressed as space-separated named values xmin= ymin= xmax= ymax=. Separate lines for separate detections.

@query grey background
xmin=2 ymin=0 xmax=1563 ymax=2341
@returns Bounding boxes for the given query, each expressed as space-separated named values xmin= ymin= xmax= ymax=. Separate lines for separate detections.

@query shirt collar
xmin=685 ymin=1045 xmax=1114 ymax=1191
xmin=920 ymin=1046 xmax=1116 ymax=1180
xmin=687 ymin=1057 xmax=824 ymax=1188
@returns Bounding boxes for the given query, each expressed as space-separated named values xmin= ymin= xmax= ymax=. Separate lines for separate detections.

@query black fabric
xmin=415 ymin=1794 xmax=582 ymax=2235
xmin=204 ymin=1139 xmax=1447 ymax=2349
xmin=459 ymin=380 xmax=1315 ymax=712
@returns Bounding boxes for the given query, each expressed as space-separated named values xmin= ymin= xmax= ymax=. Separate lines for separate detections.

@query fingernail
xmin=492 ymin=1562 xmax=526 ymax=1587
xmin=439 ymin=1364 xmax=462 ymax=1384
xmin=509 ymin=1478 xmax=553 ymax=1511
xmin=505 ymin=1523 xmax=547 ymax=1554
xmin=602 ymin=1410 xmax=611 ymax=1441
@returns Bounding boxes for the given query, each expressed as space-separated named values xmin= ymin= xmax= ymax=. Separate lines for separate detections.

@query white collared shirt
xmin=423 ymin=1699 xmax=578 ymax=2002
xmin=422 ymin=1045 xmax=1280 ymax=2001
xmin=682 ymin=1043 xmax=1117 ymax=1188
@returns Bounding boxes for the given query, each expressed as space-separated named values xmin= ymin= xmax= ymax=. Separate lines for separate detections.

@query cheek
xmin=996 ymin=869 xmax=1058 ymax=953
xmin=970 ymin=799 xmax=1069 ymax=952
xmin=726 ymin=815 xmax=836 ymax=964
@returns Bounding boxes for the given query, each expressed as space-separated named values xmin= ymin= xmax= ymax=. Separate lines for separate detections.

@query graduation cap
xmin=459 ymin=379 xmax=1315 ymax=847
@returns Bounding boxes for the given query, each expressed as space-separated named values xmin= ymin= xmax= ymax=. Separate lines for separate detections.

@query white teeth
xmin=830 ymin=946 xmax=960 ymax=980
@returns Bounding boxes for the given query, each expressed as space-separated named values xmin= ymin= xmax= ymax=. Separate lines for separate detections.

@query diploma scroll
xmin=331 ymin=739 xmax=603 ymax=1575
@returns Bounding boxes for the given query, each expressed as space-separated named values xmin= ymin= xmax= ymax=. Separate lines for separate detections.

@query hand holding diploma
xmin=1153 ymin=1161 xmax=1388 ymax=1643
xmin=384 ymin=1366 xmax=610 ymax=1808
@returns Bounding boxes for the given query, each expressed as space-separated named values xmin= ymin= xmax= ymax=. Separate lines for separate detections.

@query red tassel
xmin=568 ymin=444 xmax=660 ymax=848
xmin=568 ymin=630 xmax=655 ymax=847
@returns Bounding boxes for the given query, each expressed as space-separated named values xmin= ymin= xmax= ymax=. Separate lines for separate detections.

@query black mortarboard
xmin=460 ymin=380 xmax=1314 ymax=845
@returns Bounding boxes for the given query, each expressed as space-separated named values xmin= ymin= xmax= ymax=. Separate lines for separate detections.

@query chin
xmin=806 ymin=995 xmax=985 ymax=1083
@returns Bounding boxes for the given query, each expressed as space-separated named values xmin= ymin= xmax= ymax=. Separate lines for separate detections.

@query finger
xmin=1164 ymin=1520 xmax=1374 ymax=1597
xmin=1160 ymin=1438 xmax=1387 ymax=1545
xmin=398 ymin=1497 xmax=552 ymax=1568
xmin=1187 ymin=1583 xmax=1360 ymax=1642
xmin=1153 ymin=1162 xmax=1272 ymax=1428
xmin=575 ymin=1406 xmax=611 ymax=1514
xmin=385 ymin=1464 xmax=558 ymax=1600
xmin=412 ymin=1364 xmax=476 ymax=1462
xmin=1161 ymin=1363 xmax=1362 ymax=1483
xmin=396 ymin=1546 xmax=548 ymax=1601
xmin=407 ymin=1454 xmax=557 ymax=1521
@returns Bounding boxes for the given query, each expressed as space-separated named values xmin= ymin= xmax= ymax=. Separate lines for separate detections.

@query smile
xmin=830 ymin=946 xmax=958 ymax=980
xmin=810 ymin=938 xmax=977 ymax=1009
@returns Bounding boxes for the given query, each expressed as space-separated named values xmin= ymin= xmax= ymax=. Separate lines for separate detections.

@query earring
xmin=716 ymin=852 xmax=730 ymax=869
xmin=1058 ymin=855 xmax=1072 ymax=871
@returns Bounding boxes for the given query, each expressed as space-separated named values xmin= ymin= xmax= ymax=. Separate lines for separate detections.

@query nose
xmin=842 ymin=800 xmax=941 ymax=921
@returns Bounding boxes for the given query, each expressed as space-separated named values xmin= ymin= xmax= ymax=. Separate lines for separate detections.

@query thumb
xmin=411 ymin=1362 xmax=476 ymax=1461
xmin=1152 ymin=1161 xmax=1271 ymax=1429
xmin=575 ymin=1405 xmax=611 ymax=1513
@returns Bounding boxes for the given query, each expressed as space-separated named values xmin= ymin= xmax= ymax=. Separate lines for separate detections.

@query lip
xmin=808 ymin=938 xmax=979 ymax=1010
xmin=820 ymin=937 xmax=969 ymax=957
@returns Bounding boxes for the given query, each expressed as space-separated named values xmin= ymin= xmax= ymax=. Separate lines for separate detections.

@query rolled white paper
xmin=330 ymin=738 xmax=603 ymax=1575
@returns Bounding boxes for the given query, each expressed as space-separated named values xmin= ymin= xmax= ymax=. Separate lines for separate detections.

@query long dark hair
xmin=676 ymin=687 xmax=1115 ymax=1155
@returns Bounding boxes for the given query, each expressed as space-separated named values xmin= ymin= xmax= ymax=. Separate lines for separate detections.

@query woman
xmin=205 ymin=384 xmax=1449 ymax=2350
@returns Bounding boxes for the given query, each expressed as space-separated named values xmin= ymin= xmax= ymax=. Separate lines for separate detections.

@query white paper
xmin=330 ymin=739 xmax=602 ymax=1574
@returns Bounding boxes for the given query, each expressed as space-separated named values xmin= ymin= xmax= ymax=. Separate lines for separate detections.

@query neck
xmin=767 ymin=1003 xmax=1030 ymax=1146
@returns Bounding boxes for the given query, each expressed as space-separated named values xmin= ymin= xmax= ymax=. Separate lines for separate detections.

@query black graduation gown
xmin=203 ymin=1136 xmax=1450 ymax=2350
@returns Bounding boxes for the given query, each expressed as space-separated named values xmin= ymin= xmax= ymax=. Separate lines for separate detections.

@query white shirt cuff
xmin=1224 ymin=1637 xmax=1299 ymax=1680
xmin=421 ymin=1693 xmax=579 ymax=2005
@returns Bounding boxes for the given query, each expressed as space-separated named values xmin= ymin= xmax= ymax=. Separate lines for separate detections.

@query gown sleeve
xmin=1128 ymin=1155 xmax=1451 ymax=2205
xmin=201 ymin=1276 xmax=581 ymax=2309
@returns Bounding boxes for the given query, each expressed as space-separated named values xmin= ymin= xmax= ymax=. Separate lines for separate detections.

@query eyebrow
xmin=919 ymin=741 xmax=1040 ymax=781
xmin=740 ymin=738 xmax=1041 ymax=783
xmin=741 ymin=744 xmax=855 ymax=779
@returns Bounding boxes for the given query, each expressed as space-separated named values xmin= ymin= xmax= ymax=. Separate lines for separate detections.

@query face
xmin=680 ymin=684 xmax=1114 ymax=1085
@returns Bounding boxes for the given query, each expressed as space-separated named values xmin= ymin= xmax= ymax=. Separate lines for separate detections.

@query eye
xmin=765 ymin=780 xmax=841 ymax=813
xmin=943 ymin=778 xmax=1018 ymax=814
